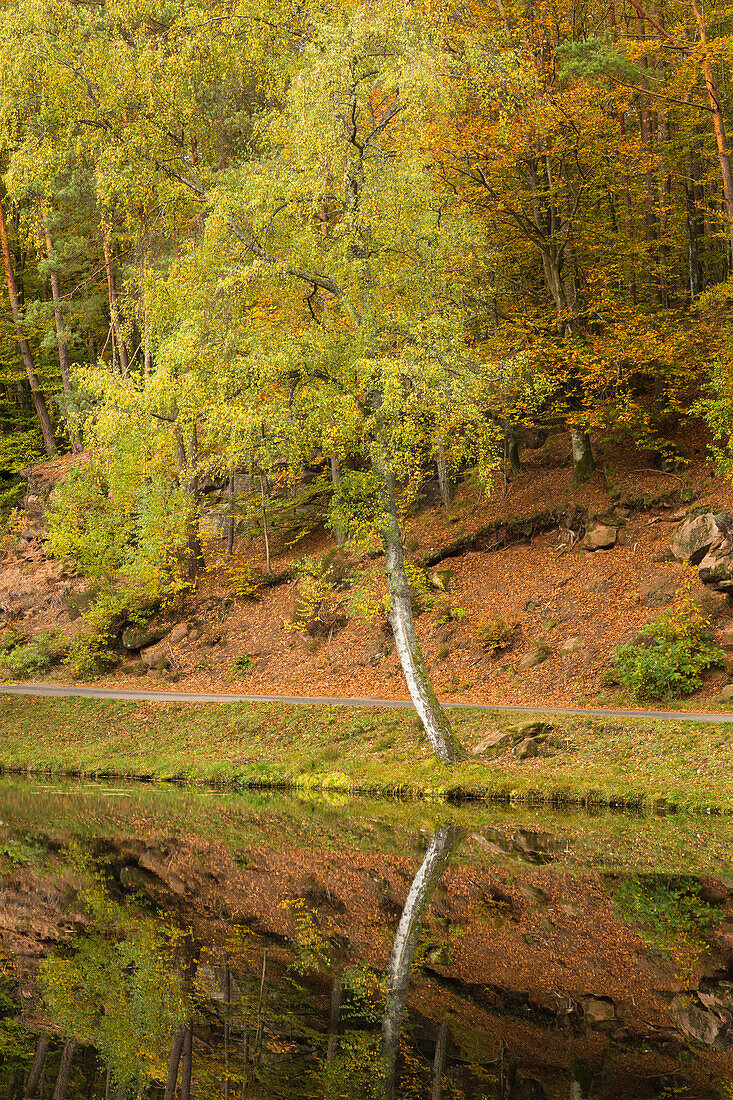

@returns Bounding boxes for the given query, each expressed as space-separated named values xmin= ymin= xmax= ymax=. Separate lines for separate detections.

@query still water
xmin=1 ymin=780 xmax=733 ymax=1099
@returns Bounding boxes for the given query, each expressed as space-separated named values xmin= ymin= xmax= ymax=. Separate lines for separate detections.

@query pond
xmin=1 ymin=779 xmax=733 ymax=1098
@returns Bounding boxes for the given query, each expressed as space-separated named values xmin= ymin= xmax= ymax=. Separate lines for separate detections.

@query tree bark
xmin=179 ymin=1022 xmax=193 ymax=1100
xmin=163 ymin=1025 xmax=186 ymax=1100
xmin=504 ymin=427 xmax=521 ymax=476
xmin=226 ymin=470 xmax=236 ymax=557
xmin=52 ymin=1041 xmax=76 ymax=1100
xmin=0 ymin=199 xmax=56 ymax=456
xmin=103 ymin=233 xmax=129 ymax=375
xmin=373 ymin=456 xmax=467 ymax=763
xmin=431 ymin=1022 xmax=449 ymax=1100
xmin=570 ymin=429 xmax=595 ymax=484
xmin=330 ymin=455 xmax=345 ymax=545
xmin=381 ymin=826 xmax=465 ymax=1099
xmin=24 ymin=1036 xmax=49 ymax=1098
xmin=326 ymin=977 xmax=343 ymax=1061
xmin=43 ymin=221 xmax=82 ymax=453
xmin=690 ymin=0 xmax=733 ymax=262
xmin=436 ymin=451 xmax=451 ymax=509
xmin=685 ymin=146 xmax=704 ymax=297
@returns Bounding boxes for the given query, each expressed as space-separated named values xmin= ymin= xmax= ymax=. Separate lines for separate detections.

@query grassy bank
xmin=0 ymin=695 xmax=731 ymax=811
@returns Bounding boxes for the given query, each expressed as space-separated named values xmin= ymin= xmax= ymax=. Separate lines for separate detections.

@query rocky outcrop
xmin=671 ymin=513 xmax=721 ymax=564
xmin=669 ymin=512 xmax=733 ymax=598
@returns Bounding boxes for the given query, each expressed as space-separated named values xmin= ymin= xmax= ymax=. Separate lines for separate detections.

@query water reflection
xmin=1 ymin=782 xmax=733 ymax=1098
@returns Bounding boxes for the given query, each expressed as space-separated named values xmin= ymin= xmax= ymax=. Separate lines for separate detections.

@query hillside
xmin=5 ymin=425 xmax=733 ymax=712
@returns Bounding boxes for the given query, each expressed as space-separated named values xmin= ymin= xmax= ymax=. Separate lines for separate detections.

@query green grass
xmin=1 ymin=696 xmax=732 ymax=812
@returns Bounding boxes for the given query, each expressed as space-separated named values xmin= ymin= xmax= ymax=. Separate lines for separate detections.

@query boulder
xmin=515 ymin=643 xmax=551 ymax=671
xmin=581 ymin=996 xmax=616 ymax=1024
xmin=560 ymin=635 xmax=583 ymax=655
xmin=584 ymin=524 xmax=617 ymax=551
xmin=699 ymin=544 xmax=733 ymax=591
xmin=122 ymin=624 xmax=167 ymax=650
xmin=471 ymin=730 xmax=512 ymax=756
xmin=140 ymin=642 xmax=171 ymax=670
xmin=637 ymin=571 xmax=677 ymax=608
xmin=719 ymin=684 xmax=733 ymax=701
xmin=669 ymin=995 xmax=726 ymax=1046
xmin=671 ymin=513 xmax=720 ymax=564
xmin=429 ymin=568 xmax=454 ymax=593
xmin=169 ymin=623 xmax=189 ymax=644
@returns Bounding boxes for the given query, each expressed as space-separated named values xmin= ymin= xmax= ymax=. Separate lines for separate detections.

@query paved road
xmin=0 ymin=682 xmax=732 ymax=723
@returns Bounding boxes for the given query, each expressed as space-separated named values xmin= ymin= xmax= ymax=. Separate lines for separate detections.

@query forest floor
xmin=0 ymin=694 xmax=732 ymax=811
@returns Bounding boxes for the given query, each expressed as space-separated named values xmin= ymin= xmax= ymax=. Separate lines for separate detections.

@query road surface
xmin=0 ymin=683 xmax=731 ymax=723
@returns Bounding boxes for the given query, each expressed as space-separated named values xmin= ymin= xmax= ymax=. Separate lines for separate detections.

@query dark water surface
xmin=1 ymin=781 xmax=733 ymax=1099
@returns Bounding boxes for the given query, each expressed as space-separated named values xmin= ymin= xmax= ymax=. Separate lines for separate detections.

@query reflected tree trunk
xmin=163 ymin=1025 xmax=186 ymax=1100
xmin=381 ymin=825 xmax=465 ymax=1100
xmin=327 ymin=977 xmax=343 ymax=1061
xmin=24 ymin=1036 xmax=49 ymax=1098
xmin=52 ymin=1041 xmax=76 ymax=1100
xmin=179 ymin=1022 xmax=193 ymax=1100
xmin=431 ymin=1022 xmax=449 ymax=1100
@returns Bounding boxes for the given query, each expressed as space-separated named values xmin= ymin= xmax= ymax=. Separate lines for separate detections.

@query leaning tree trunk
xmin=25 ymin=1036 xmax=49 ymax=1098
xmin=372 ymin=456 xmax=467 ymax=764
xmin=0 ymin=199 xmax=56 ymax=457
xmin=382 ymin=825 xmax=465 ymax=1099
xmin=570 ymin=429 xmax=595 ymax=484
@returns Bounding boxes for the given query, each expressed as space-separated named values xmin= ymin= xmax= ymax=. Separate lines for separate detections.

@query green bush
xmin=231 ymin=654 xmax=254 ymax=676
xmin=63 ymin=588 xmax=140 ymax=680
xmin=613 ymin=586 xmax=724 ymax=700
xmin=0 ymin=642 xmax=53 ymax=680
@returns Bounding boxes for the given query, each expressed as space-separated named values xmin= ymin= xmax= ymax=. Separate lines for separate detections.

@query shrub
xmin=231 ymin=654 xmax=255 ymax=676
xmin=613 ymin=579 xmax=724 ymax=700
xmin=63 ymin=588 xmax=142 ymax=680
xmin=475 ymin=619 xmax=518 ymax=654
xmin=0 ymin=642 xmax=53 ymax=680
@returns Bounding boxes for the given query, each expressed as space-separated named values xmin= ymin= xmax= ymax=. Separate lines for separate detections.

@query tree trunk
xmin=163 ymin=1025 xmax=186 ymax=1100
xmin=431 ymin=1022 xmax=449 ymax=1100
xmin=179 ymin=1022 xmax=193 ymax=1100
xmin=43 ymin=221 xmax=82 ymax=453
xmin=173 ymin=423 xmax=204 ymax=580
xmin=260 ymin=475 xmax=271 ymax=576
xmin=52 ymin=1041 xmax=76 ymax=1100
xmin=0 ymin=199 xmax=56 ymax=457
xmin=373 ymin=456 xmax=467 ymax=763
xmin=436 ymin=451 xmax=451 ymax=509
xmin=382 ymin=825 xmax=465 ymax=1099
xmin=504 ymin=427 xmax=521 ymax=476
xmin=330 ymin=455 xmax=345 ymax=545
xmin=25 ymin=1036 xmax=49 ymax=1098
xmin=685 ymin=147 xmax=704 ymax=298
xmin=226 ymin=470 xmax=236 ymax=557
xmin=691 ymin=0 xmax=733 ymax=263
xmin=326 ymin=977 xmax=343 ymax=1061
xmin=570 ymin=429 xmax=595 ymax=484
xmin=103 ymin=234 xmax=129 ymax=376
